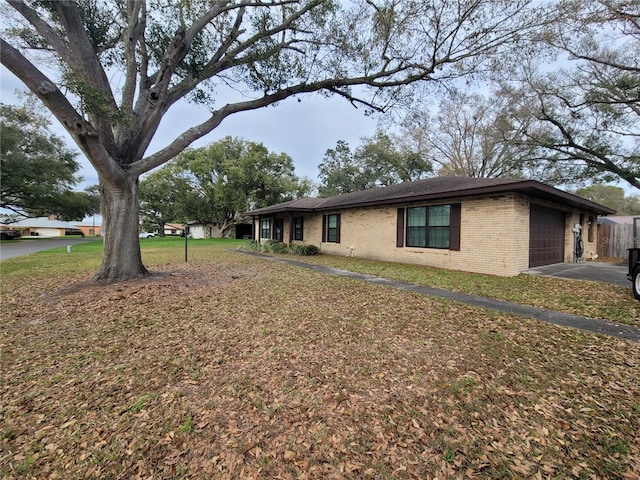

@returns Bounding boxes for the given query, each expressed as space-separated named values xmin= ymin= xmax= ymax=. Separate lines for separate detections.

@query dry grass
xmin=1 ymin=243 xmax=639 ymax=479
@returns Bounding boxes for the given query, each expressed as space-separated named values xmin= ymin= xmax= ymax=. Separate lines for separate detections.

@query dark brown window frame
xmin=293 ymin=216 xmax=304 ymax=241
xmin=260 ymin=219 xmax=271 ymax=239
xmin=398 ymin=203 xmax=460 ymax=251
xmin=322 ymin=213 xmax=341 ymax=243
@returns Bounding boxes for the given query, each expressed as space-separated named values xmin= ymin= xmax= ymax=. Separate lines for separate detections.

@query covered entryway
xmin=273 ymin=218 xmax=284 ymax=242
xmin=529 ymin=205 xmax=565 ymax=267
xmin=235 ymin=223 xmax=253 ymax=239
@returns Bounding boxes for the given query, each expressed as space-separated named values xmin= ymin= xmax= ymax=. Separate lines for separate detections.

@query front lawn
xmin=284 ymin=253 xmax=638 ymax=326
xmin=1 ymin=241 xmax=639 ymax=479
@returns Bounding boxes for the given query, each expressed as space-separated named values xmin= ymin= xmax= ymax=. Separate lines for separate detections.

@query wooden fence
xmin=598 ymin=223 xmax=638 ymax=258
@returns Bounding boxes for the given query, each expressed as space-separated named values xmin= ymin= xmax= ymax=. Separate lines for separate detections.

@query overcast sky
xmin=1 ymin=66 xmax=380 ymax=190
xmin=3 ymin=63 xmax=636 ymax=203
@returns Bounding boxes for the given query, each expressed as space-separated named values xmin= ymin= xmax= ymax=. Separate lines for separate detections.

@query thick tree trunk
xmin=93 ymin=175 xmax=149 ymax=282
xmin=219 ymin=221 xmax=235 ymax=239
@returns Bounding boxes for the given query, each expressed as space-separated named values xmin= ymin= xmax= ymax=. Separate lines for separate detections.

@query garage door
xmin=529 ymin=205 xmax=565 ymax=267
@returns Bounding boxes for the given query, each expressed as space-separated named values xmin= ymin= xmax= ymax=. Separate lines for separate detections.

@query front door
xmin=273 ymin=218 xmax=284 ymax=242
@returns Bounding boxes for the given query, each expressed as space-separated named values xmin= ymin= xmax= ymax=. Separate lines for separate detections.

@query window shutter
xmin=322 ymin=214 xmax=327 ymax=243
xmin=289 ymin=215 xmax=293 ymax=243
xmin=449 ymin=203 xmax=461 ymax=251
xmin=396 ymin=208 xmax=405 ymax=247
xmin=335 ymin=214 xmax=341 ymax=243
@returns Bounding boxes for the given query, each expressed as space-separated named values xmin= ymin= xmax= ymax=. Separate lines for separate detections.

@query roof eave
xmin=510 ymin=180 xmax=616 ymax=215
xmin=246 ymin=180 xmax=616 ymax=216
xmin=249 ymin=206 xmax=317 ymax=216
xmin=313 ymin=180 xmax=616 ymax=215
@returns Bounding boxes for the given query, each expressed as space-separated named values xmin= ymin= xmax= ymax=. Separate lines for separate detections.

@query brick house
xmin=10 ymin=217 xmax=84 ymax=237
xmin=247 ymin=177 xmax=615 ymax=277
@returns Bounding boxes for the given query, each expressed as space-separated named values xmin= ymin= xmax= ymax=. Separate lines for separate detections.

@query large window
xmin=406 ymin=205 xmax=452 ymax=249
xmin=260 ymin=219 xmax=270 ymax=239
xmin=322 ymin=213 xmax=341 ymax=243
xmin=293 ymin=217 xmax=304 ymax=241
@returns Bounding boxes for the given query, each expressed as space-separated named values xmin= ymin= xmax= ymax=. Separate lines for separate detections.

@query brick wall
xmin=319 ymin=194 xmax=527 ymax=276
xmin=252 ymin=194 xmax=600 ymax=277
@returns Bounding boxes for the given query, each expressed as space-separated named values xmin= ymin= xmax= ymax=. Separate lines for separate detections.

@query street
xmin=0 ymin=238 xmax=98 ymax=261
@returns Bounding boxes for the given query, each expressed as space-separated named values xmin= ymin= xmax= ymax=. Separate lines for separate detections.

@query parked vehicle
xmin=138 ymin=232 xmax=156 ymax=238
xmin=629 ymin=248 xmax=640 ymax=300
xmin=0 ymin=226 xmax=22 ymax=240
xmin=65 ymin=228 xmax=84 ymax=237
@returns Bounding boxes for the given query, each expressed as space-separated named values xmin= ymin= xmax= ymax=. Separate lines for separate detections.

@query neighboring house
xmin=72 ymin=221 xmax=102 ymax=237
xmin=162 ymin=223 xmax=185 ymax=236
xmin=187 ymin=221 xmax=253 ymax=239
xmin=597 ymin=216 xmax=640 ymax=257
xmin=9 ymin=217 xmax=84 ymax=237
xmin=247 ymin=177 xmax=615 ymax=277
xmin=597 ymin=215 xmax=639 ymax=226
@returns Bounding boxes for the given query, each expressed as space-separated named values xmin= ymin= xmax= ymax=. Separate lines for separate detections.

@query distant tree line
xmin=139 ymin=137 xmax=312 ymax=237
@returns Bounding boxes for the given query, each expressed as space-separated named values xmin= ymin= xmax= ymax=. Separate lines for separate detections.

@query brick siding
xmin=253 ymin=193 xmax=598 ymax=277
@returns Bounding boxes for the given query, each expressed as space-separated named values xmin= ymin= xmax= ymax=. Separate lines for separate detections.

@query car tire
xmin=633 ymin=266 xmax=640 ymax=301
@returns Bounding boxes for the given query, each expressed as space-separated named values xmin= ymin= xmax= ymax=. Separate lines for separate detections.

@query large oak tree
xmin=1 ymin=0 xmax=549 ymax=281
xmin=392 ymin=91 xmax=538 ymax=180
xmin=499 ymin=0 xmax=640 ymax=190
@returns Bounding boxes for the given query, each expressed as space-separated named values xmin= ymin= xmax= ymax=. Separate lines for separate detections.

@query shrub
xmin=265 ymin=240 xmax=288 ymax=254
xmin=240 ymin=240 xmax=319 ymax=256
xmin=292 ymin=244 xmax=320 ymax=256
xmin=242 ymin=240 xmax=262 ymax=252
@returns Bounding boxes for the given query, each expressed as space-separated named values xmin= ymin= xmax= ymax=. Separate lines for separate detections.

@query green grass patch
xmin=125 ymin=392 xmax=159 ymax=414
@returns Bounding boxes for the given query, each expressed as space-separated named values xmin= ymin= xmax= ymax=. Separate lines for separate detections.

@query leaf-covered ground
xmin=1 ymin=244 xmax=639 ymax=479
xmin=287 ymin=254 xmax=639 ymax=326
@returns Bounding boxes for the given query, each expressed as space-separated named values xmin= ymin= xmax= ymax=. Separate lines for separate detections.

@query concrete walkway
xmin=235 ymin=250 xmax=640 ymax=343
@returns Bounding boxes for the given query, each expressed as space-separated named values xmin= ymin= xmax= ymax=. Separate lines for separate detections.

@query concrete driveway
xmin=525 ymin=261 xmax=629 ymax=287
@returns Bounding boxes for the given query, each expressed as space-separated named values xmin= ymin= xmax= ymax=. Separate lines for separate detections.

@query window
xmin=327 ymin=214 xmax=339 ymax=242
xmin=407 ymin=207 xmax=428 ymax=247
xmin=322 ymin=213 xmax=341 ymax=243
xmin=293 ymin=217 xmax=304 ymax=241
xmin=260 ymin=219 xmax=270 ymax=239
xmin=404 ymin=204 xmax=460 ymax=250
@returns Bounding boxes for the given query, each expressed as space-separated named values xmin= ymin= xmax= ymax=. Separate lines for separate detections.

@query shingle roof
xmin=10 ymin=217 xmax=81 ymax=229
xmin=598 ymin=215 xmax=639 ymax=225
xmin=248 ymin=177 xmax=616 ymax=216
